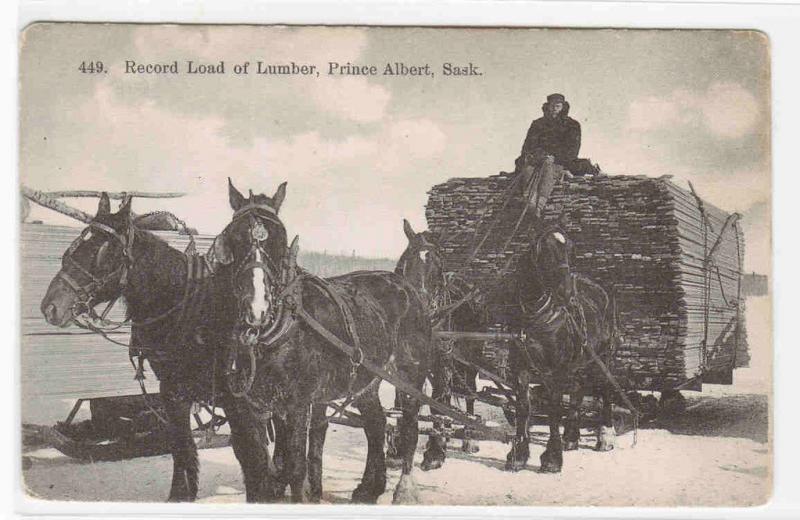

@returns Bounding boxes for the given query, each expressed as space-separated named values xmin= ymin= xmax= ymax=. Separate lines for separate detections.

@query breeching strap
xmin=294 ymin=306 xmax=499 ymax=437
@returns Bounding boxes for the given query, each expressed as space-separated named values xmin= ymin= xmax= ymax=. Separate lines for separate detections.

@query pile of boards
xmin=426 ymin=172 xmax=748 ymax=391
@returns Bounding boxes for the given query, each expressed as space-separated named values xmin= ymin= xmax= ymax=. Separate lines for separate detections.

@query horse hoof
xmin=539 ymin=450 xmax=563 ymax=473
xmin=167 ymin=494 xmax=193 ymax=503
xmin=504 ymin=457 xmax=527 ymax=472
xmin=505 ymin=460 xmax=526 ymax=472
xmin=539 ymin=462 xmax=562 ymax=474
xmin=421 ymin=457 xmax=444 ymax=472
xmin=352 ymin=486 xmax=379 ymax=504
xmin=392 ymin=474 xmax=420 ymax=505
xmin=595 ymin=426 xmax=616 ymax=451
xmin=461 ymin=440 xmax=480 ymax=454
xmin=563 ymin=440 xmax=579 ymax=451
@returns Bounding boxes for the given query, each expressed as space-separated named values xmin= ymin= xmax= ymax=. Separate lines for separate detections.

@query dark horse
xmin=40 ymin=194 xmax=238 ymax=501
xmin=211 ymin=180 xmax=439 ymax=503
xmin=501 ymin=221 xmax=620 ymax=472
xmin=395 ymin=220 xmax=487 ymax=457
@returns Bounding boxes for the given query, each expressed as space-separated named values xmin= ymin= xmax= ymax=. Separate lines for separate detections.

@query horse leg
xmin=162 ymin=387 xmax=199 ymax=502
xmin=421 ymin=348 xmax=451 ymax=471
xmin=306 ymin=403 xmax=328 ymax=503
xmin=595 ymin=384 xmax=616 ymax=451
xmin=284 ymin=403 xmax=310 ymax=503
xmin=351 ymin=389 xmax=388 ymax=503
xmin=562 ymin=381 xmax=584 ymax=451
xmin=461 ymin=363 xmax=480 ymax=454
xmin=540 ymin=385 xmax=564 ymax=473
xmin=267 ymin=415 xmax=289 ymax=499
xmin=224 ymin=400 xmax=274 ymax=502
xmin=392 ymin=369 xmax=424 ymax=505
xmin=505 ymin=368 xmax=531 ymax=471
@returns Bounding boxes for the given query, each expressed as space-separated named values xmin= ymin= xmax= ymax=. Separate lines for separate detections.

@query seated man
xmin=515 ymin=93 xmax=600 ymax=177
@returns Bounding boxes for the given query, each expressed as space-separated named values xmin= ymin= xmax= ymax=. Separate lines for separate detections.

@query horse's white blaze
xmin=419 ymin=250 xmax=429 ymax=262
xmin=553 ymin=231 xmax=566 ymax=244
xmin=250 ymin=249 xmax=269 ymax=320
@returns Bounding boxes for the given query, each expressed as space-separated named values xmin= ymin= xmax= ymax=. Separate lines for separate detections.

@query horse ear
xmin=403 ymin=219 xmax=417 ymax=242
xmin=228 ymin=178 xmax=246 ymax=211
xmin=117 ymin=194 xmax=132 ymax=220
xmin=211 ymin=233 xmax=233 ymax=265
xmin=288 ymin=235 xmax=300 ymax=267
xmin=272 ymin=182 xmax=287 ymax=213
xmin=97 ymin=192 xmax=111 ymax=216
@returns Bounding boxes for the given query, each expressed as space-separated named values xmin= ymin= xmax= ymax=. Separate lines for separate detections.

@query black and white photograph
xmin=17 ymin=22 xmax=772 ymax=508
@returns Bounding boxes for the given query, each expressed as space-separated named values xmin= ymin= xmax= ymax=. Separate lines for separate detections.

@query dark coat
xmin=516 ymin=101 xmax=581 ymax=170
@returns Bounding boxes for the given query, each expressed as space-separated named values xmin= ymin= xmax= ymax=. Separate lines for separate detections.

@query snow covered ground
xmin=20 ymin=383 xmax=770 ymax=507
xmin=20 ymin=297 xmax=771 ymax=506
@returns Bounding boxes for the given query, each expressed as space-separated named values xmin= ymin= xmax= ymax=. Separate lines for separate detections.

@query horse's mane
xmin=124 ymin=226 xmax=191 ymax=322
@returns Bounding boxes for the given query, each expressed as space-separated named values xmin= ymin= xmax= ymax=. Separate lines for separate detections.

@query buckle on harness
xmin=350 ymin=347 xmax=364 ymax=373
xmin=239 ymin=326 xmax=260 ymax=346
xmin=71 ymin=298 xmax=92 ymax=319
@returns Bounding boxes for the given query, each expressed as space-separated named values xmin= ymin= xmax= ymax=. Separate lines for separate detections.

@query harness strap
xmin=232 ymin=202 xmax=276 ymax=221
xmin=303 ymin=276 xmax=367 ymax=406
xmin=57 ymin=269 xmax=93 ymax=296
xmin=306 ymin=277 xmax=363 ymax=365
xmin=295 ymin=305 xmax=497 ymax=437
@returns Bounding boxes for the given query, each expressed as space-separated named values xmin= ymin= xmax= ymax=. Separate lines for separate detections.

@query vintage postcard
xmin=19 ymin=23 xmax=771 ymax=507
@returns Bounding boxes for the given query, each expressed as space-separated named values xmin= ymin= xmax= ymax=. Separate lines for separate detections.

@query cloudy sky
xmin=19 ymin=25 xmax=770 ymax=271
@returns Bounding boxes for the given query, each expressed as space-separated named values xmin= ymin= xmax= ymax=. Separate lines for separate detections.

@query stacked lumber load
xmin=426 ymin=173 xmax=748 ymax=390
xmin=426 ymin=172 xmax=537 ymax=286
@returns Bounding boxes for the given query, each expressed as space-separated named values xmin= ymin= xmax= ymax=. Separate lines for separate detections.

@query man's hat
xmin=546 ymin=93 xmax=566 ymax=104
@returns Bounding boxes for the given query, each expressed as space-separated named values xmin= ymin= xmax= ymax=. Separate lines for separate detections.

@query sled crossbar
xmin=434 ymin=330 xmax=523 ymax=342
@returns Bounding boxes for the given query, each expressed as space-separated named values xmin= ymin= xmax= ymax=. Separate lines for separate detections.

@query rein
xmin=63 ymin=211 xmax=205 ymax=332
xmin=58 ymin=212 xmax=211 ymax=427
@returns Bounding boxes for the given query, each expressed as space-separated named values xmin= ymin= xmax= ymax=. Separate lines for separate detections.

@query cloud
xmin=627 ymin=82 xmax=760 ymax=139
xmin=132 ymin=25 xmax=369 ymax=65
xmin=628 ymin=93 xmax=692 ymax=132
xmin=129 ymin=25 xmax=391 ymax=124
xmin=701 ymin=82 xmax=761 ymax=138
xmin=586 ymin=127 xmax=769 ymax=215
xmin=310 ymin=76 xmax=391 ymax=123
xmin=25 ymin=81 xmax=446 ymax=257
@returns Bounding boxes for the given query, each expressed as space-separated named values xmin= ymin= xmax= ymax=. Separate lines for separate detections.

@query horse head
xmin=212 ymin=178 xmax=295 ymax=339
xmin=396 ymin=219 xmax=445 ymax=309
xmin=41 ymin=194 xmax=135 ymax=327
xmin=529 ymin=219 xmax=574 ymax=301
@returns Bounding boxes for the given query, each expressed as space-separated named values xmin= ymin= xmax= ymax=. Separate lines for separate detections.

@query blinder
xmin=59 ymin=220 xmax=135 ymax=317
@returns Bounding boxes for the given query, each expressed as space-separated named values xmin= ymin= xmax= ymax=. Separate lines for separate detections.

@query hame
xmin=186 ymin=60 xmax=225 ymax=74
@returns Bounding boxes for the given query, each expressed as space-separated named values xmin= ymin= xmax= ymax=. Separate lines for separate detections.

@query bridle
xmin=223 ymin=203 xmax=299 ymax=346
xmin=398 ymin=237 xmax=446 ymax=304
xmin=58 ymin=219 xmax=135 ymax=321
xmin=222 ymin=202 xmax=302 ymax=400
xmin=531 ymin=228 xmax=571 ymax=284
